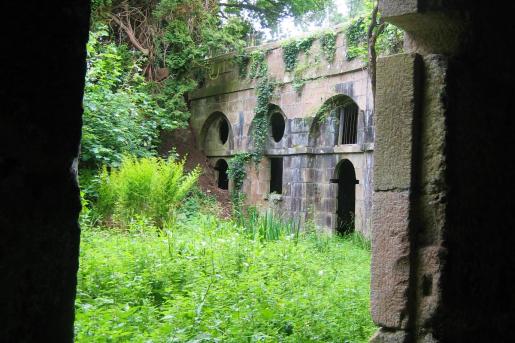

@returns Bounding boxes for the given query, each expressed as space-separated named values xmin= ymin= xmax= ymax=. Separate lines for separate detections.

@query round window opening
xmin=219 ymin=119 xmax=229 ymax=144
xmin=270 ymin=112 xmax=285 ymax=142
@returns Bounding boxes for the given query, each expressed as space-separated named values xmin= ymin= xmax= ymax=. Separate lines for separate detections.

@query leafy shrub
xmin=82 ymin=28 xmax=176 ymax=168
xmin=97 ymin=156 xmax=200 ymax=227
xmin=345 ymin=17 xmax=368 ymax=61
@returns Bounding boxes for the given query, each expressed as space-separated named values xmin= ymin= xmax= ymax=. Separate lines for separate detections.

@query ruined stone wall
xmin=189 ymin=31 xmax=374 ymax=236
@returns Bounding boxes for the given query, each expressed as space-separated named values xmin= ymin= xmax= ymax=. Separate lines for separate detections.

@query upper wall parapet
xmin=189 ymin=27 xmax=367 ymax=100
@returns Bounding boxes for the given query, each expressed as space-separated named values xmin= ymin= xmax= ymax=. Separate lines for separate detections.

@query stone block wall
xmin=190 ymin=31 xmax=375 ymax=236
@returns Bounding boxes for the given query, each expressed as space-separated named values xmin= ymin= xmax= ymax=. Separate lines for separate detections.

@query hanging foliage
xmin=281 ymin=36 xmax=316 ymax=72
xmin=320 ymin=31 xmax=337 ymax=62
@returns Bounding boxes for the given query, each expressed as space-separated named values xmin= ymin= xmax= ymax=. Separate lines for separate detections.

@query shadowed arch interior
xmin=219 ymin=119 xmax=229 ymax=144
xmin=269 ymin=111 xmax=285 ymax=142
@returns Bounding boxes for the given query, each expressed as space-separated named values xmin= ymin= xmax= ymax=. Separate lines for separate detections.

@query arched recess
xmin=214 ymin=159 xmax=229 ymax=190
xmin=334 ymin=159 xmax=358 ymax=234
xmin=247 ymin=104 xmax=287 ymax=150
xmin=200 ymin=111 xmax=234 ymax=156
xmin=308 ymin=95 xmax=361 ymax=148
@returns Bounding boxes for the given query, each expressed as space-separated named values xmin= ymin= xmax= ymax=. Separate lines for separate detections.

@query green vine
xmin=282 ymin=36 xmax=316 ymax=72
xmin=320 ymin=31 xmax=337 ymax=62
xmin=227 ymin=152 xmax=253 ymax=216
xmin=291 ymin=61 xmax=311 ymax=93
xmin=248 ymin=50 xmax=268 ymax=79
xmin=227 ymin=152 xmax=253 ymax=191
xmin=234 ymin=49 xmax=268 ymax=79
xmin=226 ymin=75 xmax=275 ymax=210
xmin=251 ymin=77 xmax=276 ymax=160
xmin=234 ymin=52 xmax=250 ymax=78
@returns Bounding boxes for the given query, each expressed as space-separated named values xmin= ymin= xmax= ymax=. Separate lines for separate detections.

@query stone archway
xmin=200 ymin=111 xmax=233 ymax=156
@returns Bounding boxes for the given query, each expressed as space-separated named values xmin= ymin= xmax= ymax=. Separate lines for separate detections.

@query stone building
xmin=189 ymin=31 xmax=375 ymax=236
xmin=4 ymin=2 xmax=515 ymax=342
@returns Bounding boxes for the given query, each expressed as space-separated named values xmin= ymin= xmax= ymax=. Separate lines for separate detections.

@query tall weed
xmin=239 ymin=207 xmax=300 ymax=241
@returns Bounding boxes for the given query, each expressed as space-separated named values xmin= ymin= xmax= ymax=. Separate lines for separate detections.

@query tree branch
xmin=367 ymin=0 xmax=384 ymax=102
xmin=110 ymin=14 xmax=149 ymax=56
xmin=218 ymin=1 xmax=282 ymax=16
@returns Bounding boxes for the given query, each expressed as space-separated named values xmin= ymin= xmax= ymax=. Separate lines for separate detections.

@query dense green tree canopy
xmin=83 ymin=0 xmax=337 ymax=168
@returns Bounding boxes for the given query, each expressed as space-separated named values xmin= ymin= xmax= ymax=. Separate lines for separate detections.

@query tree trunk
xmin=367 ymin=0 xmax=385 ymax=105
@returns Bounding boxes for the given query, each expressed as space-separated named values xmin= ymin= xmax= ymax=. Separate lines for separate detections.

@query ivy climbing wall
xmin=189 ymin=29 xmax=375 ymax=237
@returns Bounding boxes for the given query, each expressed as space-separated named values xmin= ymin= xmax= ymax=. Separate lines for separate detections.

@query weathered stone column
xmin=370 ymin=0 xmax=515 ymax=340
xmin=370 ymin=1 xmax=464 ymax=342
xmin=371 ymin=52 xmax=422 ymax=342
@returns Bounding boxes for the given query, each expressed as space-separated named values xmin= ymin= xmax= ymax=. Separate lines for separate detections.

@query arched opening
xmin=269 ymin=111 xmax=285 ymax=142
xmin=335 ymin=159 xmax=357 ymax=235
xmin=215 ymin=159 xmax=229 ymax=190
xmin=219 ymin=119 xmax=229 ymax=144
xmin=308 ymin=95 xmax=360 ymax=148
xmin=200 ymin=111 xmax=233 ymax=155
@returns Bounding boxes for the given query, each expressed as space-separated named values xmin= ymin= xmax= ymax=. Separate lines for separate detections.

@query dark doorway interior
xmin=219 ymin=119 xmax=229 ymax=144
xmin=215 ymin=159 xmax=229 ymax=190
xmin=270 ymin=158 xmax=283 ymax=194
xmin=336 ymin=160 xmax=357 ymax=234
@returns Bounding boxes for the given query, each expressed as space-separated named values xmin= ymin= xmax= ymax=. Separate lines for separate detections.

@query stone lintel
xmin=379 ymin=1 xmax=467 ymax=56
xmin=379 ymin=0 xmax=419 ymax=18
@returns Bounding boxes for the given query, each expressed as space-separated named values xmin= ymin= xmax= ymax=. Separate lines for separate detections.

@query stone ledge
xmin=334 ymin=144 xmax=363 ymax=153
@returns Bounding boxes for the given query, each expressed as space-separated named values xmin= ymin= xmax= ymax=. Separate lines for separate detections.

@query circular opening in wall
xmin=270 ymin=112 xmax=285 ymax=142
xmin=219 ymin=119 xmax=229 ymax=144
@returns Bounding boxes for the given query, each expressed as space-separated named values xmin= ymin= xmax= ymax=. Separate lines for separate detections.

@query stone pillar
xmin=370 ymin=1 xmax=460 ymax=342
xmin=371 ymin=1 xmax=515 ymax=342
xmin=371 ymin=53 xmax=422 ymax=342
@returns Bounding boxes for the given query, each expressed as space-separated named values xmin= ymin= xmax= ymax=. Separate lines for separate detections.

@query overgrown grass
xmin=75 ymin=215 xmax=375 ymax=342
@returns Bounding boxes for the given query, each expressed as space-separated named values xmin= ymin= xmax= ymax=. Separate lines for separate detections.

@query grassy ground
xmin=75 ymin=215 xmax=374 ymax=342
